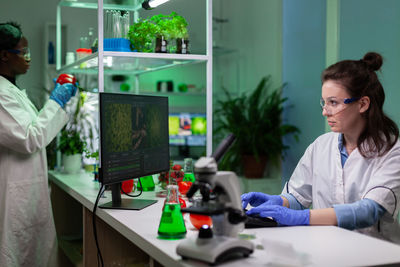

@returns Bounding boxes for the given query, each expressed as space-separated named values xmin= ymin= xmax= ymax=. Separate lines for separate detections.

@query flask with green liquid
xmin=157 ymin=184 xmax=186 ymax=239
xmin=137 ymin=175 xmax=155 ymax=191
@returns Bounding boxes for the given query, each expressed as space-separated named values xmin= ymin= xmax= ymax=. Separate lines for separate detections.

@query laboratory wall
xmin=340 ymin=0 xmax=400 ymax=127
xmin=281 ymin=0 xmax=327 ymax=182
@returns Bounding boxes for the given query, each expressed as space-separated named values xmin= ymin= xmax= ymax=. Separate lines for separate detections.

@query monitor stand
xmin=99 ymin=183 xmax=157 ymax=210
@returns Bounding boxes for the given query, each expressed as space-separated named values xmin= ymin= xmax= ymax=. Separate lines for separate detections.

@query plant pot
xmin=242 ymin=155 xmax=267 ymax=178
xmin=155 ymin=36 xmax=168 ymax=53
xmin=176 ymin=38 xmax=189 ymax=54
xmin=63 ymin=153 xmax=82 ymax=174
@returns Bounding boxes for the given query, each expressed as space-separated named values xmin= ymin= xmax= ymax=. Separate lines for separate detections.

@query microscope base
xmin=176 ymin=235 xmax=254 ymax=265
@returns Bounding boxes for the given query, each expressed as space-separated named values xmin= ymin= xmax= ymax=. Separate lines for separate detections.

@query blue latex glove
xmin=52 ymin=78 xmax=78 ymax=96
xmin=50 ymin=83 xmax=76 ymax=108
xmin=246 ymin=205 xmax=310 ymax=226
xmin=241 ymin=192 xmax=283 ymax=209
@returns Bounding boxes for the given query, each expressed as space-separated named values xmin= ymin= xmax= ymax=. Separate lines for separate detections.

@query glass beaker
xmin=157 ymin=184 xmax=186 ymax=239
xmin=137 ymin=175 xmax=155 ymax=191
xmin=183 ymin=158 xmax=195 ymax=182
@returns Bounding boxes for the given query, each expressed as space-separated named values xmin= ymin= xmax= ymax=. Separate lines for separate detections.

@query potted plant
xmin=169 ymin=12 xmax=189 ymax=54
xmin=58 ymin=130 xmax=85 ymax=174
xmin=127 ymin=18 xmax=156 ymax=52
xmin=150 ymin=13 xmax=173 ymax=53
xmin=214 ymin=75 xmax=300 ymax=178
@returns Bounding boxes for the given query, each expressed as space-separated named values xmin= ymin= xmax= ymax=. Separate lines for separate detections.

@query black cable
xmin=121 ymin=178 xmax=143 ymax=198
xmin=92 ymin=184 xmax=105 ymax=267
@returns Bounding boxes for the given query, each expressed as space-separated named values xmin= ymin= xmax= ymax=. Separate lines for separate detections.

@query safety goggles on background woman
xmin=7 ymin=47 xmax=30 ymax=61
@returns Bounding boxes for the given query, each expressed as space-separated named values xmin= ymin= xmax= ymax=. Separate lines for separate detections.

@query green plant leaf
xmin=214 ymin=75 xmax=300 ymax=173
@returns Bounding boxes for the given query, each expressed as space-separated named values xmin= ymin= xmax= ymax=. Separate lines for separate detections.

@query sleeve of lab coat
xmin=363 ymin=144 xmax=400 ymax=219
xmin=284 ymin=142 xmax=315 ymax=208
xmin=0 ymin=91 xmax=69 ymax=154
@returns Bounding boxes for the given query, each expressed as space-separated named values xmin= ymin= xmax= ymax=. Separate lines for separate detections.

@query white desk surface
xmin=49 ymin=171 xmax=400 ymax=267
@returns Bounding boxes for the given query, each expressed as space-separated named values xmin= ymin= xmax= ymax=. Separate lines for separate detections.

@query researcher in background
xmin=242 ymin=52 xmax=400 ymax=243
xmin=0 ymin=22 xmax=77 ymax=266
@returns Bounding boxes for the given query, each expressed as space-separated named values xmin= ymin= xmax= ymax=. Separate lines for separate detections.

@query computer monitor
xmin=169 ymin=113 xmax=207 ymax=147
xmin=99 ymin=92 xmax=169 ymax=210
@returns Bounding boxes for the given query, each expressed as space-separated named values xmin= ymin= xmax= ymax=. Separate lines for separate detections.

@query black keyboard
xmin=244 ymin=212 xmax=278 ymax=228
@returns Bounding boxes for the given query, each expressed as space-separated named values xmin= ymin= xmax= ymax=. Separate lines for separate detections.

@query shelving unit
xmin=56 ymin=0 xmax=213 ymax=155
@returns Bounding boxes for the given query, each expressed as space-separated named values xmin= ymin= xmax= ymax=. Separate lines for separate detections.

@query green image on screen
xmin=168 ymin=116 xmax=180 ymax=135
xmin=192 ymin=117 xmax=207 ymax=135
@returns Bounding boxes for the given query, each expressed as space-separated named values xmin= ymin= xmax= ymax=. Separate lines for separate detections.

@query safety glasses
xmin=7 ymin=47 xmax=31 ymax=61
xmin=320 ymin=97 xmax=360 ymax=115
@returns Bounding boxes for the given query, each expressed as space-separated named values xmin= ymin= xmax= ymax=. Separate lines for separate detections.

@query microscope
xmin=176 ymin=134 xmax=254 ymax=265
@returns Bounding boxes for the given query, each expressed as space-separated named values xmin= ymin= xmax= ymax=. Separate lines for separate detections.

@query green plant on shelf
xmin=150 ymin=12 xmax=188 ymax=39
xmin=127 ymin=18 xmax=156 ymax=52
xmin=169 ymin=12 xmax=189 ymax=39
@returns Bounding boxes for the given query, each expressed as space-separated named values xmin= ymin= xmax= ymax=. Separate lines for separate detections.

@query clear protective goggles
xmin=320 ymin=96 xmax=360 ymax=115
xmin=7 ymin=47 xmax=31 ymax=61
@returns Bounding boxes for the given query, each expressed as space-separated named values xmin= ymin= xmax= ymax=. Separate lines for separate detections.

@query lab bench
xmin=49 ymin=170 xmax=400 ymax=267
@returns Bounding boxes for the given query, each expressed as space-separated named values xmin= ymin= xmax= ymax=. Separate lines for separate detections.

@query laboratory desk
xmin=48 ymin=171 xmax=400 ymax=267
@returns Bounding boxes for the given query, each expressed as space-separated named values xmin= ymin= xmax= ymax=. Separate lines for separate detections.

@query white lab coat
xmin=0 ymin=76 xmax=68 ymax=266
xmin=285 ymin=132 xmax=400 ymax=243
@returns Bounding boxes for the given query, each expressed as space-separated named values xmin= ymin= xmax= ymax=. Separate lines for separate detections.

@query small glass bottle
xmin=183 ymin=158 xmax=195 ymax=182
xmin=88 ymin=27 xmax=94 ymax=47
xmin=157 ymin=184 xmax=186 ymax=239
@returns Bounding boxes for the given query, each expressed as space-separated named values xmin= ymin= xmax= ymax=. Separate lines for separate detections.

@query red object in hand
xmin=172 ymin=164 xmax=182 ymax=171
xmin=178 ymin=181 xmax=192 ymax=196
xmin=121 ymin=179 xmax=134 ymax=193
xmin=56 ymin=73 xmax=76 ymax=85
xmin=189 ymin=214 xmax=212 ymax=230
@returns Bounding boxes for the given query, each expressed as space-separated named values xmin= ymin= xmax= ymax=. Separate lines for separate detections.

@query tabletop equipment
xmin=176 ymin=134 xmax=254 ymax=264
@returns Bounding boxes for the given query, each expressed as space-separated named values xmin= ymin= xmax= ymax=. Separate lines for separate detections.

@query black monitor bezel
xmin=99 ymin=92 xmax=170 ymax=186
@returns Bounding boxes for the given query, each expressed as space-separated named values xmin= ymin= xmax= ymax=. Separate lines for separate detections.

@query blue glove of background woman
xmin=50 ymin=83 xmax=76 ymax=108
xmin=241 ymin=192 xmax=283 ymax=209
xmin=246 ymin=205 xmax=310 ymax=226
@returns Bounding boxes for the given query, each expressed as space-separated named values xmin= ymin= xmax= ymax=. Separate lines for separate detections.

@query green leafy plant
xmin=150 ymin=13 xmax=172 ymax=38
xmin=85 ymin=150 xmax=99 ymax=161
xmin=151 ymin=12 xmax=188 ymax=39
xmin=58 ymin=130 xmax=85 ymax=156
xmin=127 ymin=18 xmax=156 ymax=52
xmin=214 ymin=75 xmax=300 ymax=173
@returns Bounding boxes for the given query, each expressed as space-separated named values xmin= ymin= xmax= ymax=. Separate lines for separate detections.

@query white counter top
xmin=49 ymin=170 xmax=400 ymax=267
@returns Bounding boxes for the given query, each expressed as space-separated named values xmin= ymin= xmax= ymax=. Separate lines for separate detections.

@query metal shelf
xmin=59 ymin=0 xmax=141 ymax=11
xmin=56 ymin=0 xmax=214 ymax=156
xmin=58 ymin=51 xmax=208 ymax=75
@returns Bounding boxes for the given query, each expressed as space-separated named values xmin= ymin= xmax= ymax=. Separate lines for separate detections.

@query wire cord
xmin=121 ymin=178 xmax=143 ymax=197
xmin=93 ymin=184 xmax=105 ymax=267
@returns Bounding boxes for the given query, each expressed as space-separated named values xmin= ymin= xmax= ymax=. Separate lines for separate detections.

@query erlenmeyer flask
xmin=157 ymin=184 xmax=186 ymax=239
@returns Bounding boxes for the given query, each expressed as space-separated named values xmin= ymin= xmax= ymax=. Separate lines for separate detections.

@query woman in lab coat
xmin=0 ymin=22 xmax=77 ymax=266
xmin=242 ymin=52 xmax=400 ymax=243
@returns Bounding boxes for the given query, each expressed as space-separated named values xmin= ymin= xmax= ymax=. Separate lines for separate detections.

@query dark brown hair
xmin=322 ymin=52 xmax=399 ymax=157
